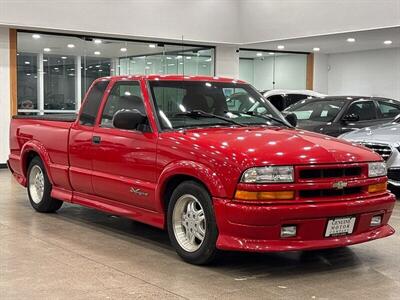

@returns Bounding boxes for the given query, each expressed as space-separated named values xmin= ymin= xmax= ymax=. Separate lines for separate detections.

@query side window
xmin=346 ymin=101 xmax=377 ymax=121
xmin=377 ymin=100 xmax=400 ymax=118
xmin=79 ymin=80 xmax=109 ymax=126
xmin=100 ymin=81 xmax=145 ymax=127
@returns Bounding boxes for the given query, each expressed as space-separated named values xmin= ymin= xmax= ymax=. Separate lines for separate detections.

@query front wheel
xmin=167 ymin=181 xmax=218 ymax=265
xmin=27 ymin=157 xmax=63 ymax=213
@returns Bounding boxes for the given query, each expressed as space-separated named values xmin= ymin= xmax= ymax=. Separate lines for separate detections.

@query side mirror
xmin=285 ymin=112 xmax=297 ymax=127
xmin=342 ymin=113 xmax=359 ymax=122
xmin=113 ymin=109 xmax=148 ymax=131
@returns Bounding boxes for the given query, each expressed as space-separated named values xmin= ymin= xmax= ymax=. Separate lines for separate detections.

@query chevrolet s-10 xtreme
xmin=8 ymin=75 xmax=396 ymax=264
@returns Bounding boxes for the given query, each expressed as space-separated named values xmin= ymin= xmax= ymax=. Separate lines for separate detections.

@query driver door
xmin=91 ymin=80 xmax=158 ymax=211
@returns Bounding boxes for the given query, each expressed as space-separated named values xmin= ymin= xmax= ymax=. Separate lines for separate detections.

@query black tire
xmin=167 ymin=181 xmax=219 ymax=265
xmin=27 ymin=156 xmax=63 ymax=213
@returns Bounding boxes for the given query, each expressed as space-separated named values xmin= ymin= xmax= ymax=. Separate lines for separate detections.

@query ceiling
xmin=245 ymin=27 xmax=400 ymax=54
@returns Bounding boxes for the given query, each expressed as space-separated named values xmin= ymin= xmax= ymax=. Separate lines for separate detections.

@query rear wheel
xmin=167 ymin=181 xmax=218 ymax=265
xmin=27 ymin=157 xmax=63 ymax=213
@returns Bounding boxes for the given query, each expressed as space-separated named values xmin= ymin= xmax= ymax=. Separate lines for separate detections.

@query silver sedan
xmin=339 ymin=115 xmax=400 ymax=188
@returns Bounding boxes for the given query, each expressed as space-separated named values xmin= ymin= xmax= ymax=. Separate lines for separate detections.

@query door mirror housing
xmin=342 ymin=113 xmax=359 ymax=122
xmin=113 ymin=109 xmax=148 ymax=131
xmin=284 ymin=112 xmax=297 ymax=127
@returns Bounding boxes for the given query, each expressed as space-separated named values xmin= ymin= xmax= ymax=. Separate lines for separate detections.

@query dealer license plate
xmin=325 ymin=216 xmax=356 ymax=237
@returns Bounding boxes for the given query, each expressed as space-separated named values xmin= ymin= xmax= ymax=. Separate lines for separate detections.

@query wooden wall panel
xmin=306 ymin=53 xmax=314 ymax=90
xmin=9 ymin=29 xmax=17 ymax=116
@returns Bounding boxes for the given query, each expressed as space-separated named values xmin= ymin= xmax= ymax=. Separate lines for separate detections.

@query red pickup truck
xmin=8 ymin=75 xmax=396 ymax=264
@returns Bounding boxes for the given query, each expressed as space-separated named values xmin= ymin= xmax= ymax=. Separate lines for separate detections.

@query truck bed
xmin=12 ymin=113 xmax=77 ymax=122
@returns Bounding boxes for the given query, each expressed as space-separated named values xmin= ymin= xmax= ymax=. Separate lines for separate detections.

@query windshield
xmin=285 ymin=98 xmax=345 ymax=122
xmin=148 ymin=80 xmax=288 ymax=130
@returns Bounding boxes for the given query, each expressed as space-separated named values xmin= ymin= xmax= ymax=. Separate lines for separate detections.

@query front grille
xmin=299 ymin=186 xmax=362 ymax=198
xmin=388 ymin=168 xmax=400 ymax=181
xmin=361 ymin=142 xmax=392 ymax=161
xmin=299 ymin=167 xmax=362 ymax=179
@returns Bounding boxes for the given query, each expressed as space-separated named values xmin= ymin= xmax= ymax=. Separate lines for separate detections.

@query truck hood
xmin=340 ymin=122 xmax=400 ymax=145
xmin=172 ymin=126 xmax=380 ymax=167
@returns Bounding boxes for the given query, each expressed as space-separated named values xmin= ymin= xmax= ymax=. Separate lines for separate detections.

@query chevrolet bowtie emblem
xmin=332 ymin=181 xmax=348 ymax=190
xmin=130 ymin=187 xmax=149 ymax=197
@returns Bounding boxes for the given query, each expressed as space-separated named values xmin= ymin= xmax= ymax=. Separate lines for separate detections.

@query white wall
xmin=0 ymin=27 xmax=10 ymax=164
xmin=327 ymin=48 xmax=400 ymax=99
xmin=215 ymin=45 xmax=239 ymax=78
xmin=313 ymin=53 xmax=329 ymax=94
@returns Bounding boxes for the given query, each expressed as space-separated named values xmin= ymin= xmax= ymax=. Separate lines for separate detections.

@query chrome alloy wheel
xmin=29 ymin=165 xmax=45 ymax=204
xmin=172 ymin=194 xmax=206 ymax=252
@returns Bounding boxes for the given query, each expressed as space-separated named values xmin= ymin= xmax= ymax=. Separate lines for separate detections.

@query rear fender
xmin=20 ymin=140 xmax=54 ymax=186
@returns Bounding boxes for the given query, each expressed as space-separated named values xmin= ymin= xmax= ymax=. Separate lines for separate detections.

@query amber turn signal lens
xmin=368 ymin=182 xmax=387 ymax=193
xmin=235 ymin=190 xmax=295 ymax=200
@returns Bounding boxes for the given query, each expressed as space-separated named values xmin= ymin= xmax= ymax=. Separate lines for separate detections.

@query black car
xmin=284 ymin=96 xmax=400 ymax=137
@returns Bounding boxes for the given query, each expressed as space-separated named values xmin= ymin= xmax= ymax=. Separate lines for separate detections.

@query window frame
xmin=376 ymin=99 xmax=400 ymax=119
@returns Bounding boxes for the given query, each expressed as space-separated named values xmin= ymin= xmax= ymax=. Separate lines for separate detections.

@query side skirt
xmin=51 ymin=187 xmax=165 ymax=229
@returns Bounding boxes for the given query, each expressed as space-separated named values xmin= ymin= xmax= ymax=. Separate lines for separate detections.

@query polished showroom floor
xmin=1 ymin=169 xmax=399 ymax=299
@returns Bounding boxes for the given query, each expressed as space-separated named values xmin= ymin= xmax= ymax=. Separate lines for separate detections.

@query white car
xmin=263 ymin=89 xmax=325 ymax=111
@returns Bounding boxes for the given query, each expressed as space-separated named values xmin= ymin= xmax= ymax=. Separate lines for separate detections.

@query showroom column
xmin=215 ymin=45 xmax=239 ymax=79
xmin=0 ymin=27 xmax=11 ymax=165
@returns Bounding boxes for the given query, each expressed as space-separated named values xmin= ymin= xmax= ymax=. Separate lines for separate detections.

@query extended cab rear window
xmin=79 ymin=80 xmax=109 ymax=126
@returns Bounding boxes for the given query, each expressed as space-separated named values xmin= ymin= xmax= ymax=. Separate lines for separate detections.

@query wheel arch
xmin=20 ymin=141 xmax=54 ymax=185
xmin=156 ymin=160 xmax=228 ymax=215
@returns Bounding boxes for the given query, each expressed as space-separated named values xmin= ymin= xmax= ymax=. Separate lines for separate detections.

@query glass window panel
xmin=43 ymin=54 xmax=76 ymax=110
xmin=17 ymin=53 xmax=38 ymax=113
xmin=16 ymin=31 xmax=214 ymax=115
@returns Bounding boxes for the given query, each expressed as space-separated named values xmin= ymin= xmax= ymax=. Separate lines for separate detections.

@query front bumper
xmin=213 ymin=193 xmax=396 ymax=252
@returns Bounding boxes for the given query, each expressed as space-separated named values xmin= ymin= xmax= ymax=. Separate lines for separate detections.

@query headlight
xmin=241 ymin=166 xmax=294 ymax=183
xmin=368 ymin=162 xmax=387 ymax=177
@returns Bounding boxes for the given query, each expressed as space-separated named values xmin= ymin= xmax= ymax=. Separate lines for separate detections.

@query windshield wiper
xmin=240 ymin=111 xmax=293 ymax=128
xmin=175 ymin=110 xmax=245 ymax=127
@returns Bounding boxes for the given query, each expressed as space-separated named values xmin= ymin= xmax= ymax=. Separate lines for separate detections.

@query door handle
xmin=92 ymin=136 xmax=101 ymax=144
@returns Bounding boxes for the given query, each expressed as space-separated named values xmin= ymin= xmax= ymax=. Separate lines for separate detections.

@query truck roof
xmin=98 ymin=74 xmax=247 ymax=83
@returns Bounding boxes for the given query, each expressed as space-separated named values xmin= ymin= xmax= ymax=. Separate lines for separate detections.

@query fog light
xmin=281 ymin=225 xmax=297 ymax=238
xmin=370 ymin=215 xmax=382 ymax=227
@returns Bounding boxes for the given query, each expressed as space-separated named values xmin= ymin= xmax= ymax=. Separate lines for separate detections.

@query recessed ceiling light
xmin=32 ymin=34 xmax=41 ymax=39
xmin=166 ymin=57 xmax=172 ymax=60
xmin=256 ymin=52 xmax=263 ymax=57
xmin=61 ymin=56 xmax=67 ymax=60
xmin=120 ymin=47 xmax=127 ymax=52
xmin=43 ymin=48 xmax=51 ymax=52
xmin=94 ymin=39 xmax=102 ymax=44
xmin=43 ymin=59 xmax=48 ymax=62
xmin=268 ymin=52 xmax=275 ymax=55
xmin=383 ymin=40 xmax=392 ymax=45
xmin=147 ymin=61 xmax=152 ymax=65
xmin=26 ymin=73 xmax=31 ymax=76
xmin=277 ymin=45 xmax=285 ymax=50
xmin=186 ymin=56 xmax=192 ymax=60
xmin=54 ymin=67 xmax=59 ymax=70
xmin=149 ymin=44 xmax=156 ymax=48
xmin=67 ymin=44 xmax=75 ymax=48
xmin=176 ymin=55 xmax=182 ymax=59
xmin=94 ymin=51 xmax=101 ymax=55
xmin=347 ymin=38 xmax=356 ymax=43
xmin=24 ymin=61 xmax=30 ymax=65
xmin=313 ymin=47 xmax=320 ymax=52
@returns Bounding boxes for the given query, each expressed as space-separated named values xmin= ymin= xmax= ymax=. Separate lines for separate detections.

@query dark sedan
xmin=284 ymin=96 xmax=400 ymax=137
